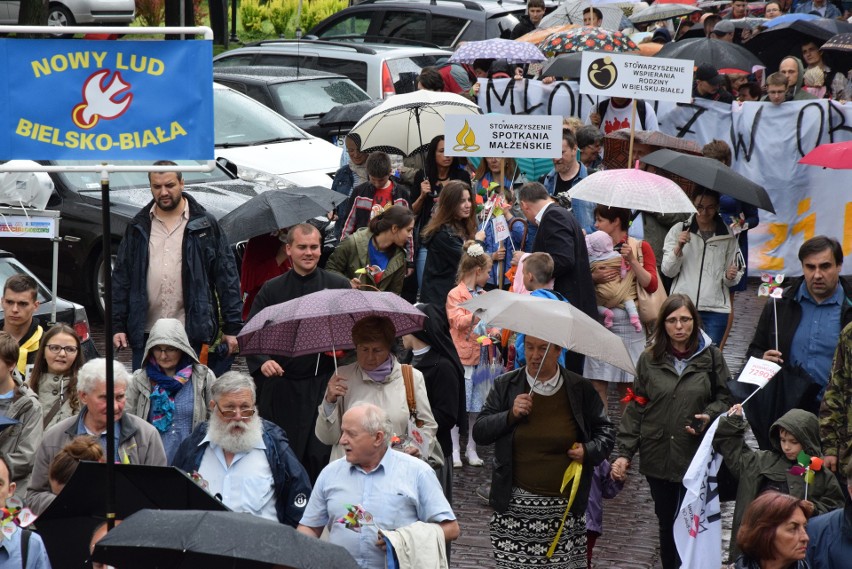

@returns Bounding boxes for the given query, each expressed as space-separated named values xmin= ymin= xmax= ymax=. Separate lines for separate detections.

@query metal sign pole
xmin=0 ymin=23 xmax=216 ymax=536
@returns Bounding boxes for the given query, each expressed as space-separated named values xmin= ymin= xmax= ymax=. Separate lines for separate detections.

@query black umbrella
xmin=655 ymin=37 xmax=763 ymax=73
xmin=318 ymin=100 xmax=381 ymax=130
xmin=539 ymin=51 xmax=584 ymax=79
xmin=218 ymin=186 xmax=345 ymax=244
xmin=92 ymin=509 xmax=361 ymax=569
xmin=640 ymin=148 xmax=775 ymax=213
xmin=36 ymin=463 xmax=229 ymax=569
xmin=745 ymin=18 xmax=852 ymax=71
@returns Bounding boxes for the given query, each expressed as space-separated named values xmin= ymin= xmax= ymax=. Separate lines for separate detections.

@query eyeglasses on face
xmin=152 ymin=346 xmax=179 ymax=355
xmin=46 ymin=344 xmax=78 ymax=354
xmin=214 ymin=401 xmax=256 ymax=419
xmin=695 ymin=205 xmax=717 ymax=213
xmin=664 ymin=316 xmax=694 ymax=326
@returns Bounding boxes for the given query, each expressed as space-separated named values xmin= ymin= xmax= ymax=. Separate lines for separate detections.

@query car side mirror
xmin=216 ymin=157 xmax=239 ymax=177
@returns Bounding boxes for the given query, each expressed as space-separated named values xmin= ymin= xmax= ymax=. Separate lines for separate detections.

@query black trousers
xmin=646 ymin=476 xmax=685 ymax=569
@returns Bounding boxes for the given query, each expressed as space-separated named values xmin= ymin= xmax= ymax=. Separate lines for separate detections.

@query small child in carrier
xmin=585 ymin=230 xmax=642 ymax=332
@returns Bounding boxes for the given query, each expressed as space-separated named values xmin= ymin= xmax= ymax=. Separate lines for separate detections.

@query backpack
xmin=437 ymin=63 xmax=477 ymax=95
xmin=598 ymin=99 xmax=647 ymax=130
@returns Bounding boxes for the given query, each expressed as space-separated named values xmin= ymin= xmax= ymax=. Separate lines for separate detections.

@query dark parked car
xmin=0 ymin=160 xmax=270 ymax=318
xmin=213 ymin=66 xmax=373 ymax=142
xmin=309 ymin=0 xmax=536 ymax=48
xmin=0 ymin=250 xmax=98 ymax=361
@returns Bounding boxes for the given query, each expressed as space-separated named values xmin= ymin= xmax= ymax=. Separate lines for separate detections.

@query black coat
xmin=410 ymin=349 xmax=460 ymax=457
xmin=112 ymin=193 xmax=243 ymax=350
xmin=746 ymin=276 xmax=852 ymax=362
xmin=510 ymin=15 xmax=536 ymax=40
xmin=420 ymin=225 xmax=466 ymax=305
xmin=532 ymin=204 xmax=598 ymax=321
xmin=472 ymin=367 xmax=615 ymax=514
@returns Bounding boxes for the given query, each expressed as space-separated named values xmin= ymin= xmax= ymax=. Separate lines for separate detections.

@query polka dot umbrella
xmin=238 ymin=288 xmax=426 ymax=360
xmin=536 ymin=26 xmax=639 ymax=56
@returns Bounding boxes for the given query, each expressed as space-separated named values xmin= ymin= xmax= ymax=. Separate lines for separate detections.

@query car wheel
xmin=48 ymin=5 xmax=75 ymax=38
xmin=92 ymin=249 xmax=117 ymax=321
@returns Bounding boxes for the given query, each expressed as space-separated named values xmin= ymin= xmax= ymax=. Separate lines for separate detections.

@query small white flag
xmin=737 ymin=356 xmax=781 ymax=389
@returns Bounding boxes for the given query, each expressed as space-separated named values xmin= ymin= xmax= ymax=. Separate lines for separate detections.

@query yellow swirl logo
xmin=453 ymin=120 xmax=480 ymax=152
xmin=587 ymin=57 xmax=618 ymax=90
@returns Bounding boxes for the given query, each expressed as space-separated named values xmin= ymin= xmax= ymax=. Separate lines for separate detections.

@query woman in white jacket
xmin=662 ymin=189 xmax=743 ymax=348
xmin=316 ymin=316 xmax=439 ymax=464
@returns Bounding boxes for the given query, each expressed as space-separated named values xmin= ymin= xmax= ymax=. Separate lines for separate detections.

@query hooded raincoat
xmin=125 ymin=318 xmax=215 ymax=462
xmin=714 ymin=408 xmax=845 ymax=560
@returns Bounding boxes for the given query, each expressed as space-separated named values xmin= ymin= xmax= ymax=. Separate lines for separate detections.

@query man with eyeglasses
xmin=1 ymin=274 xmax=42 ymax=381
xmin=27 ymin=358 xmax=167 ymax=515
xmin=173 ymin=371 xmax=311 ymax=526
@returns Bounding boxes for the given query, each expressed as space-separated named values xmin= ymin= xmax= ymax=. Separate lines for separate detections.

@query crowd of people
xmin=0 ymin=1 xmax=851 ymax=566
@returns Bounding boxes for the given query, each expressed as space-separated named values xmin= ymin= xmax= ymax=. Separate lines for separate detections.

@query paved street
xmin=92 ymin=280 xmax=766 ymax=568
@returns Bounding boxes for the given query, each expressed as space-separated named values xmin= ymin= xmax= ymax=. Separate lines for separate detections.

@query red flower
xmin=604 ymin=45 xmax=613 ymax=51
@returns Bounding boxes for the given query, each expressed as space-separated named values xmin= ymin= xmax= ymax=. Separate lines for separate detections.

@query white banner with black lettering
xmin=477 ymin=78 xmax=852 ymax=275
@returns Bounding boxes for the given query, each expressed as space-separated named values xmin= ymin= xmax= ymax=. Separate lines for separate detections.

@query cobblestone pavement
xmin=91 ymin=281 xmax=767 ymax=568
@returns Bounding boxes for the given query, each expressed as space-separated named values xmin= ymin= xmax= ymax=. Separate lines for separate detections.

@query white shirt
xmin=198 ymin=434 xmax=277 ymax=522
xmin=534 ymin=201 xmax=552 ymax=225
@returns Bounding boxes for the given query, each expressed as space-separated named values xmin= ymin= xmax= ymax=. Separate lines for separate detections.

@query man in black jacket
xmin=517 ymin=183 xmax=597 ymax=373
xmin=745 ymin=236 xmax=852 ymax=447
xmin=510 ymin=0 xmax=546 ymax=39
xmin=112 ymin=160 xmax=242 ymax=372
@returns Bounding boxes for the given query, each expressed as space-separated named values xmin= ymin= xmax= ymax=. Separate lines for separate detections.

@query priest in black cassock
xmin=246 ymin=223 xmax=351 ymax=483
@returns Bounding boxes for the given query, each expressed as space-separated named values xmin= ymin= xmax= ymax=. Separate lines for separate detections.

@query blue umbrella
xmin=449 ymin=38 xmax=546 ymax=64
xmin=763 ymin=13 xmax=819 ymax=28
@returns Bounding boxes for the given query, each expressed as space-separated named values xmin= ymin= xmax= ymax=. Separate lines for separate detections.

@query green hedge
xmin=240 ymin=0 xmax=347 ymax=37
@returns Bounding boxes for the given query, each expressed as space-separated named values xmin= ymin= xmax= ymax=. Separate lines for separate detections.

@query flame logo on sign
xmin=72 ymin=69 xmax=133 ymax=129
xmin=587 ymin=57 xmax=618 ymax=90
xmin=454 ymin=120 xmax=480 ymax=152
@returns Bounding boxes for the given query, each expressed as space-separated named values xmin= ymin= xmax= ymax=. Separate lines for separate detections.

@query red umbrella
xmin=798 ymin=141 xmax=852 ymax=169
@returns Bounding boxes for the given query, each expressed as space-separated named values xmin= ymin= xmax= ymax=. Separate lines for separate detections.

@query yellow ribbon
xmin=546 ymin=461 xmax=583 ymax=558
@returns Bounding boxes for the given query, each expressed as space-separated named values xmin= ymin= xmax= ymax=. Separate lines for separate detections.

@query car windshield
xmin=272 ymin=78 xmax=371 ymax=119
xmin=0 ymin=258 xmax=49 ymax=304
xmin=214 ymin=87 xmax=308 ymax=146
xmin=50 ymin=160 xmax=232 ymax=193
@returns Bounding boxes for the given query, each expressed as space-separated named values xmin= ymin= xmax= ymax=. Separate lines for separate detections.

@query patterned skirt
xmin=490 ymin=486 xmax=587 ymax=568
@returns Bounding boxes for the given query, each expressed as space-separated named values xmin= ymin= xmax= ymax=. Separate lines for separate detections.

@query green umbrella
xmin=516 ymin=157 xmax=554 ymax=180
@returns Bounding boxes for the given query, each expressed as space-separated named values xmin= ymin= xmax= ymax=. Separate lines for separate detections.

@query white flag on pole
xmin=674 ymin=416 xmax=724 ymax=569
xmin=737 ymin=356 xmax=781 ymax=389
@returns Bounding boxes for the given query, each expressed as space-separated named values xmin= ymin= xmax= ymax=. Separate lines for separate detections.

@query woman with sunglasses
xmin=126 ymin=318 xmax=215 ymax=463
xmin=30 ymin=324 xmax=85 ymax=429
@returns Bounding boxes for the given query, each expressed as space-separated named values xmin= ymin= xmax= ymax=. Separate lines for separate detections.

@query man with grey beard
xmin=172 ymin=372 xmax=312 ymax=526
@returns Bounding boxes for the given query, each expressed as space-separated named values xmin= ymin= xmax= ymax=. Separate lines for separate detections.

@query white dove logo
xmin=72 ymin=69 xmax=133 ymax=130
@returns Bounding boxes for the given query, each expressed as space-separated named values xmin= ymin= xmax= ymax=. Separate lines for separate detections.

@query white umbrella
xmin=541 ymin=0 xmax=626 ymax=32
xmin=568 ymin=169 xmax=696 ymax=214
xmin=628 ymin=3 xmax=701 ymax=25
xmin=349 ymin=90 xmax=481 ymax=157
xmin=462 ymin=290 xmax=637 ymax=376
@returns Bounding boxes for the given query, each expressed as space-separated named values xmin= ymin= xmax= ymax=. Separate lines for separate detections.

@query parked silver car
xmin=0 ymin=0 xmax=135 ymax=26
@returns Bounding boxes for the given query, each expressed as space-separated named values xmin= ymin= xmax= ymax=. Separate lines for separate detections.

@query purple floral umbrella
xmin=449 ymin=38 xmax=547 ymax=64
xmin=237 ymin=289 xmax=426 ymax=359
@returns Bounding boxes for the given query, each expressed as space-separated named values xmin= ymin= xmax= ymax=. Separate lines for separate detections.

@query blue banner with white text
xmin=0 ymin=39 xmax=213 ymax=160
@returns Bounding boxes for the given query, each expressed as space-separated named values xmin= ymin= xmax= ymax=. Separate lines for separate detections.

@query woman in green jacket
xmin=326 ymin=205 xmax=415 ymax=295
xmin=611 ymin=293 xmax=732 ymax=569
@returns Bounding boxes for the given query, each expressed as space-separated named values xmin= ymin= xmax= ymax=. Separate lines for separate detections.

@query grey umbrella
xmin=655 ymin=37 xmax=763 ymax=73
xmin=92 ymin=509 xmax=361 ymax=569
xmin=629 ymin=3 xmax=701 ymax=25
xmin=218 ymin=186 xmax=345 ymax=244
xmin=640 ymin=148 xmax=775 ymax=213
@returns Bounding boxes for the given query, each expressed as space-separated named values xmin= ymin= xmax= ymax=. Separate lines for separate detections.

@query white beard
xmin=207 ymin=413 xmax=263 ymax=454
